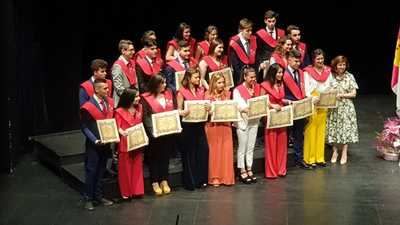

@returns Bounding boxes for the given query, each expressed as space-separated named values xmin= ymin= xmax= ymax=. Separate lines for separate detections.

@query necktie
xmin=269 ymin=31 xmax=275 ymax=39
xmin=245 ymin=41 xmax=250 ymax=56
xmin=294 ymin=70 xmax=299 ymax=84
xmin=100 ymin=100 xmax=108 ymax=114
xmin=183 ymin=61 xmax=189 ymax=70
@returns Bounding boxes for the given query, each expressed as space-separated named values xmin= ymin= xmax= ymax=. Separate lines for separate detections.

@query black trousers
xmin=146 ymin=135 xmax=175 ymax=183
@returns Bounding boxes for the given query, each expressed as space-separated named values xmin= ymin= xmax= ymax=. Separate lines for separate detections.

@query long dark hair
xmin=175 ymin=22 xmax=191 ymax=41
xmin=239 ymin=65 xmax=256 ymax=84
xmin=264 ymin=63 xmax=284 ymax=85
xmin=147 ymin=74 xmax=165 ymax=95
xmin=117 ymin=88 xmax=138 ymax=109
xmin=181 ymin=68 xmax=200 ymax=89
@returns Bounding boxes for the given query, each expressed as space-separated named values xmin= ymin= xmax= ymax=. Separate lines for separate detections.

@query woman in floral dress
xmin=326 ymin=55 xmax=359 ymax=164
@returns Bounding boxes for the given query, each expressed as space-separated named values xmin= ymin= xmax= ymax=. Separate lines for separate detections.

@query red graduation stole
xmin=229 ymin=35 xmax=257 ymax=64
xmin=80 ymin=79 xmax=113 ymax=97
xmin=260 ymin=81 xmax=285 ymax=105
xmin=113 ymin=59 xmax=137 ymax=86
xmin=167 ymin=57 xmax=198 ymax=72
xmin=235 ymin=83 xmax=261 ymax=100
xmin=203 ymin=56 xmax=228 ymax=72
xmin=283 ymin=69 xmax=305 ymax=100
xmin=271 ymin=53 xmax=287 ymax=68
xmin=207 ymin=90 xmax=231 ymax=101
xmin=136 ymin=48 xmax=164 ymax=66
xmin=141 ymin=89 xmax=174 ymax=113
xmin=115 ymin=105 xmax=143 ymax=126
xmin=198 ymin=40 xmax=210 ymax=55
xmin=303 ymin=65 xmax=331 ymax=82
xmin=81 ymin=97 xmax=114 ymax=120
xmin=295 ymin=42 xmax=307 ymax=62
xmin=136 ymin=57 xmax=161 ymax=76
xmin=168 ymin=37 xmax=197 ymax=56
xmin=178 ymin=86 xmax=205 ymax=100
xmin=256 ymin=28 xmax=285 ymax=48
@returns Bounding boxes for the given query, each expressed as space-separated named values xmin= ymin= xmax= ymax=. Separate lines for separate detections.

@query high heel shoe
xmin=160 ymin=180 xmax=171 ymax=194
xmin=331 ymin=151 xmax=338 ymax=163
xmin=247 ymin=170 xmax=257 ymax=183
xmin=152 ymin=182 xmax=163 ymax=196
xmin=239 ymin=171 xmax=252 ymax=184
xmin=340 ymin=155 xmax=347 ymax=165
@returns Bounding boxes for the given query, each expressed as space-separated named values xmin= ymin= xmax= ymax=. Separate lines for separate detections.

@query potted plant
xmin=376 ymin=117 xmax=400 ymax=161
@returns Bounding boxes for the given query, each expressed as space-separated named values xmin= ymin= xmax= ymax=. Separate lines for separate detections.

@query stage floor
xmin=2 ymin=94 xmax=400 ymax=225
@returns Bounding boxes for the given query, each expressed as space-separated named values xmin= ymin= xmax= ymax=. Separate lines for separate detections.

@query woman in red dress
xmin=115 ymin=88 xmax=144 ymax=199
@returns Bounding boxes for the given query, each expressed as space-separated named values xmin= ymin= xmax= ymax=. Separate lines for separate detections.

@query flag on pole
xmin=391 ymin=27 xmax=400 ymax=110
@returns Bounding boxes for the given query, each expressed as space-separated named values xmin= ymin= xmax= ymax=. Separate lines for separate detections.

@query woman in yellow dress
xmin=303 ymin=49 xmax=334 ymax=167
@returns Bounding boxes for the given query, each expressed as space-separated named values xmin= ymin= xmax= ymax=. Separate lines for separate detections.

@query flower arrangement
xmin=376 ymin=117 xmax=400 ymax=160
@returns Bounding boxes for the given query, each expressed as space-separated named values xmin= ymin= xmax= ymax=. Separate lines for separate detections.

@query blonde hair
xmin=208 ymin=72 xmax=226 ymax=96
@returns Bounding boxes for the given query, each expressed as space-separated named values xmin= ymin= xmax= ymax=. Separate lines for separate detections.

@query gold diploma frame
xmin=210 ymin=100 xmax=240 ymax=122
xmin=266 ymin=105 xmax=293 ymax=129
xmin=292 ymin=97 xmax=314 ymax=120
xmin=209 ymin=67 xmax=234 ymax=88
xmin=151 ymin=110 xmax=182 ymax=137
xmin=182 ymin=100 xmax=210 ymax=122
xmin=96 ymin=118 xmax=120 ymax=143
xmin=175 ymin=71 xmax=186 ymax=91
xmin=126 ymin=123 xmax=149 ymax=151
xmin=247 ymin=95 xmax=269 ymax=120
xmin=316 ymin=91 xmax=338 ymax=108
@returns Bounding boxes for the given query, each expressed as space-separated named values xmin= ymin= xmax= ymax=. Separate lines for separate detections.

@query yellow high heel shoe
xmin=152 ymin=182 xmax=163 ymax=196
xmin=160 ymin=180 xmax=171 ymax=194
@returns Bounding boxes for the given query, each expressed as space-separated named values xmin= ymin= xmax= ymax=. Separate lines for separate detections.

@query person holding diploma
xmin=233 ymin=66 xmax=260 ymax=184
xmin=303 ymin=49 xmax=334 ymax=167
xmin=261 ymin=63 xmax=290 ymax=178
xmin=177 ymin=68 xmax=209 ymax=190
xmin=205 ymin=73 xmax=235 ymax=186
xmin=80 ymin=78 xmax=114 ymax=210
xmin=141 ymin=75 xmax=176 ymax=195
xmin=326 ymin=55 xmax=359 ymax=164
xmin=115 ymin=88 xmax=144 ymax=200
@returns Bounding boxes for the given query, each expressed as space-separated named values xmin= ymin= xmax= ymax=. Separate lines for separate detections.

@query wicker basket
xmin=383 ymin=152 xmax=399 ymax=161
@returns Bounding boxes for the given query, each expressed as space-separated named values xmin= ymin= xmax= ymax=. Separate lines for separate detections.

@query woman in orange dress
xmin=205 ymin=73 xmax=235 ymax=186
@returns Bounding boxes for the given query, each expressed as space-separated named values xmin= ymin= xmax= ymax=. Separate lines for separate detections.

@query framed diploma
xmin=96 ymin=118 xmax=120 ymax=143
xmin=182 ymin=100 xmax=210 ymax=123
xmin=151 ymin=110 xmax=182 ymax=137
xmin=209 ymin=67 xmax=234 ymax=88
xmin=266 ymin=105 xmax=293 ymax=129
xmin=292 ymin=97 xmax=314 ymax=120
xmin=126 ymin=123 xmax=149 ymax=151
xmin=210 ymin=100 xmax=240 ymax=122
xmin=175 ymin=71 xmax=186 ymax=91
xmin=316 ymin=91 xmax=338 ymax=108
xmin=247 ymin=95 xmax=269 ymax=120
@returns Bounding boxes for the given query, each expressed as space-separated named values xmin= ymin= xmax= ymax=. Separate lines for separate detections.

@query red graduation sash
xmin=136 ymin=57 xmax=161 ymax=76
xmin=198 ymin=40 xmax=210 ymax=55
xmin=167 ymin=58 xmax=198 ymax=72
xmin=256 ymin=28 xmax=285 ymax=48
xmin=235 ymin=83 xmax=261 ymax=100
xmin=168 ymin=37 xmax=197 ymax=56
xmin=296 ymin=42 xmax=307 ymax=62
xmin=303 ymin=65 xmax=331 ymax=82
xmin=81 ymin=97 xmax=114 ymax=120
xmin=271 ymin=53 xmax=287 ymax=68
xmin=115 ymin=105 xmax=143 ymax=126
xmin=141 ymin=89 xmax=174 ymax=113
xmin=283 ymin=69 xmax=305 ymax=100
xmin=80 ymin=79 xmax=112 ymax=97
xmin=229 ymin=35 xmax=257 ymax=64
xmin=178 ymin=87 xmax=205 ymax=100
xmin=203 ymin=56 xmax=228 ymax=72
xmin=113 ymin=59 xmax=137 ymax=85
xmin=260 ymin=81 xmax=285 ymax=104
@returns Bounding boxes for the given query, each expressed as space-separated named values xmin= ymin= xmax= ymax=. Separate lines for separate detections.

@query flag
xmin=391 ymin=27 xmax=400 ymax=110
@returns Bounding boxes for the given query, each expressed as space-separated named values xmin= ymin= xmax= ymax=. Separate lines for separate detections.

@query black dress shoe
xmin=84 ymin=201 xmax=95 ymax=211
xmin=296 ymin=161 xmax=313 ymax=170
xmin=239 ymin=172 xmax=252 ymax=184
xmin=96 ymin=198 xmax=114 ymax=206
xmin=316 ymin=162 xmax=327 ymax=167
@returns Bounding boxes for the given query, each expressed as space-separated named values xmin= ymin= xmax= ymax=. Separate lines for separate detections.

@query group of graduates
xmin=78 ymin=10 xmax=359 ymax=211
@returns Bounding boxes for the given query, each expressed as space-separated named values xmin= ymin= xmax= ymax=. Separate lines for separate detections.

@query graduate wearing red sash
xmin=233 ymin=67 xmax=260 ymax=183
xmin=255 ymin=10 xmax=285 ymax=82
xmin=229 ymin=18 xmax=257 ymax=85
xmin=176 ymin=69 xmax=209 ymax=190
xmin=135 ymin=39 xmax=163 ymax=93
xmin=114 ymin=88 xmax=144 ymax=199
xmin=135 ymin=30 xmax=164 ymax=64
xmin=269 ymin=36 xmax=293 ymax=69
xmin=165 ymin=22 xmax=196 ymax=62
xmin=141 ymin=75 xmax=176 ymax=195
xmin=80 ymin=79 xmax=114 ymax=210
xmin=79 ymin=59 xmax=112 ymax=106
xmin=287 ymin=25 xmax=311 ymax=67
xmin=260 ymin=64 xmax=289 ymax=178
xmin=194 ymin=25 xmax=218 ymax=61
xmin=112 ymin=40 xmax=137 ymax=107
xmin=198 ymin=39 xmax=228 ymax=89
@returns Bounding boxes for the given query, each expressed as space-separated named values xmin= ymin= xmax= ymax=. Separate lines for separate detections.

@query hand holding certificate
xmin=210 ymin=100 xmax=240 ymax=122
xmin=266 ymin=105 xmax=293 ymax=129
xmin=126 ymin=123 xmax=149 ymax=151
xmin=96 ymin=118 xmax=120 ymax=143
xmin=247 ymin=95 xmax=269 ymax=119
xmin=175 ymin=71 xmax=186 ymax=91
xmin=151 ymin=110 xmax=182 ymax=137
xmin=292 ymin=97 xmax=314 ymax=120
xmin=182 ymin=100 xmax=210 ymax=122
xmin=316 ymin=90 xmax=338 ymax=108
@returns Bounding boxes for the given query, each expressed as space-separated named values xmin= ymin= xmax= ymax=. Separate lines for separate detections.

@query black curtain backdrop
xmin=3 ymin=0 xmax=399 ymax=167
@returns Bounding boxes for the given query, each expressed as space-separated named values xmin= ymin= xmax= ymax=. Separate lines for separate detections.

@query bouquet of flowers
xmin=376 ymin=117 xmax=400 ymax=160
